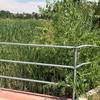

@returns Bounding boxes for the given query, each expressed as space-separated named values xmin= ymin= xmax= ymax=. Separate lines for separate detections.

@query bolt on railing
xmin=0 ymin=42 xmax=99 ymax=100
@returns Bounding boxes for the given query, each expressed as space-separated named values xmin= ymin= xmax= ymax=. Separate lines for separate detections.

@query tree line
xmin=0 ymin=10 xmax=44 ymax=19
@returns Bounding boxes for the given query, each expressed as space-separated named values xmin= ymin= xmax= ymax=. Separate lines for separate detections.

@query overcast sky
xmin=0 ymin=0 xmax=99 ymax=14
xmin=0 ymin=0 xmax=46 ymax=13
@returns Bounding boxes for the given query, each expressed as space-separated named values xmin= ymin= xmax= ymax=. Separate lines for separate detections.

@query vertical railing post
xmin=73 ymin=48 xmax=78 ymax=100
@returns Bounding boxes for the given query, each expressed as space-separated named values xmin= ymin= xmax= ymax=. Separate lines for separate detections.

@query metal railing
xmin=0 ymin=42 xmax=99 ymax=100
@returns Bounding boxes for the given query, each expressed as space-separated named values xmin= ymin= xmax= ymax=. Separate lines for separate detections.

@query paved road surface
xmin=0 ymin=89 xmax=59 ymax=100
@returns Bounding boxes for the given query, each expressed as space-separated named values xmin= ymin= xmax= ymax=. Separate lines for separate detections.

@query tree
xmin=40 ymin=0 xmax=100 ymax=97
xmin=0 ymin=10 xmax=13 ymax=18
xmin=73 ymin=0 xmax=80 ymax=4
xmin=41 ymin=0 xmax=94 ymax=43
xmin=95 ymin=0 xmax=100 ymax=15
xmin=93 ymin=0 xmax=100 ymax=26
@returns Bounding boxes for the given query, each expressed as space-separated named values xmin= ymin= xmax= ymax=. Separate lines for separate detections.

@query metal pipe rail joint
xmin=0 ymin=42 xmax=99 ymax=100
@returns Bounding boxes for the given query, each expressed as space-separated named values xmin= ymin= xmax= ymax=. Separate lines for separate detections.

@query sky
xmin=0 ymin=0 xmax=46 ymax=13
xmin=0 ymin=0 xmax=99 ymax=14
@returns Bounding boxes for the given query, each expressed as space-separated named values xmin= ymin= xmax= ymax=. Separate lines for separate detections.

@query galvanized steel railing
xmin=0 ymin=42 xmax=99 ymax=100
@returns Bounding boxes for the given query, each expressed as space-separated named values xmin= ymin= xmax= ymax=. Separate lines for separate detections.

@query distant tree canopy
xmin=0 ymin=10 xmax=43 ymax=19
xmin=0 ymin=10 xmax=13 ymax=18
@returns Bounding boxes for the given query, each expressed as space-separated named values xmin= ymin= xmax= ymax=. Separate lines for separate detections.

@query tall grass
xmin=0 ymin=19 xmax=73 ymax=96
xmin=0 ymin=18 xmax=99 ymax=98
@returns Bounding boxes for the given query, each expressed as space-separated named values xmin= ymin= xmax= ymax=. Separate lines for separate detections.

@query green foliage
xmin=45 ymin=0 xmax=96 ymax=44
xmin=0 ymin=0 xmax=99 ymax=98
xmin=0 ymin=19 xmax=72 ymax=97
xmin=40 ymin=0 xmax=100 ymax=97
xmin=95 ymin=0 xmax=100 ymax=15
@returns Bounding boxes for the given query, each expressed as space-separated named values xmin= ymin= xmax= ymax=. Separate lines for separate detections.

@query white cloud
xmin=0 ymin=0 xmax=46 ymax=13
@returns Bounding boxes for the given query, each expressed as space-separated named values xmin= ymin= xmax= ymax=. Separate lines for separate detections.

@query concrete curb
xmin=78 ymin=86 xmax=100 ymax=100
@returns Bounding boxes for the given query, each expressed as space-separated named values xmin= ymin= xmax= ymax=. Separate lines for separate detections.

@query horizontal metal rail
xmin=0 ymin=42 xmax=99 ymax=100
xmin=0 ymin=42 xmax=76 ymax=49
xmin=77 ymin=45 xmax=99 ymax=48
xmin=76 ymin=62 xmax=91 ymax=69
xmin=0 ymin=42 xmax=99 ymax=49
xmin=0 ymin=75 xmax=57 ymax=85
xmin=0 ymin=59 xmax=74 ymax=69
